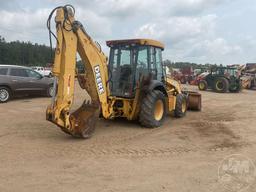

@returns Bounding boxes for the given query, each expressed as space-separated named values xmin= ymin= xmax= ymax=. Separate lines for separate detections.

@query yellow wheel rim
xmin=181 ymin=99 xmax=187 ymax=113
xmin=199 ymin=82 xmax=205 ymax=90
xmin=154 ymin=100 xmax=164 ymax=121
xmin=216 ymin=81 xmax=224 ymax=91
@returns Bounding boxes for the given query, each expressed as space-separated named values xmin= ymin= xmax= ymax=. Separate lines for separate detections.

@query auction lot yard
xmin=0 ymin=84 xmax=256 ymax=192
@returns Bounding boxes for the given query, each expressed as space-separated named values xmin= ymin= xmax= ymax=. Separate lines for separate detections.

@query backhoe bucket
xmin=63 ymin=103 xmax=99 ymax=138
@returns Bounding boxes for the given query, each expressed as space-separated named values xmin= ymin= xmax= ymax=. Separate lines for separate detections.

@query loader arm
xmin=46 ymin=5 xmax=110 ymax=138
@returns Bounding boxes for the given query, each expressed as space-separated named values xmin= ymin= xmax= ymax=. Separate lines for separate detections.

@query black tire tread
xmin=139 ymin=90 xmax=166 ymax=128
xmin=198 ymin=80 xmax=208 ymax=91
xmin=0 ymin=86 xmax=11 ymax=103
xmin=213 ymin=77 xmax=229 ymax=93
xmin=229 ymin=81 xmax=242 ymax=93
xmin=46 ymin=85 xmax=53 ymax=97
xmin=174 ymin=94 xmax=187 ymax=118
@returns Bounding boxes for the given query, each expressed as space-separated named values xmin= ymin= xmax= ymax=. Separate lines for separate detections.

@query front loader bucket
xmin=57 ymin=102 xmax=99 ymax=139
xmin=185 ymin=91 xmax=202 ymax=111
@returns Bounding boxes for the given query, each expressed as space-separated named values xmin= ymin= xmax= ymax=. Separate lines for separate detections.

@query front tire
xmin=46 ymin=85 xmax=54 ymax=97
xmin=139 ymin=90 xmax=166 ymax=128
xmin=213 ymin=77 xmax=229 ymax=93
xmin=0 ymin=87 xmax=11 ymax=103
xmin=198 ymin=80 xmax=208 ymax=91
xmin=174 ymin=94 xmax=187 ymax=118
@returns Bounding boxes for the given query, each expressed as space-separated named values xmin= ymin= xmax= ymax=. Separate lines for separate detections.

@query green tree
xmin=0 ymin=36 xmax=53 ymax=66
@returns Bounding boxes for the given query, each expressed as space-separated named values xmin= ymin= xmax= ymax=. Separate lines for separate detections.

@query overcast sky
xmin=0 ymin=0 xmax=256 ymax=64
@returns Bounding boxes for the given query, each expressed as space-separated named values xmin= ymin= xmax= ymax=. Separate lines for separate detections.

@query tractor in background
xmin=173 ymin=66 xmax=194 ymax=84
xmin=198 ymin=66 xmax=242 ymax=93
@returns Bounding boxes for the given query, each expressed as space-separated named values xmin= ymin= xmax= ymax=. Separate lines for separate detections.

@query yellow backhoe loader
xmin=46 ymin=5 xmax=201 ymax=138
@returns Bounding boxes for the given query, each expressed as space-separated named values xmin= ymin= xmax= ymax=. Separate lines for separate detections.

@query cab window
xmin=109 ymin=46 xmax=133 ymax=97
xmin=149 ymin=47 xmax=163 ymax=81
xmin=0 ymin=68 xmax=8 ymax=75
xmin=120 ymin=49 xmax=131 ymax=66
xmin=10 ymin=68 xmax=28 ymax=77
xmin=155 ymin=48 xmax=163 ymax=80
xmin=26 ymin=69 xmax=42 ymax=79
xmin=149 ymin=47 xmax=156 ymax=75
xmin=135 ymin=46 xmax=148 ymax=80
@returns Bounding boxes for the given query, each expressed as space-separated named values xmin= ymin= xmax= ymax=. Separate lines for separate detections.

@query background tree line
xmin=163 ymin=59 xmax=219 ymax=69
xmin=0 ymin=35 xmax=90 ymax=71
xmin=0 ymin=36 xmax=53 ymax=66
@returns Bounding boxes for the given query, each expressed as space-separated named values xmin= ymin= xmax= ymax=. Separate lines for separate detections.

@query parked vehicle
xmin=0 ymin=65 xmax=54 ymax=103
xmin=240 ymin=63 xmax=256 ymax=90
xmin=190 ymin=71 xmax=210 ymax=86
xmin=173 ymin=66 xmax=195 ymax=84
xmin=198 ymin=66 xmax=242 ymax=93
xmin=31 ymin=66 xmax=52 ymax=77
xmin=45 ymin=5 xmax=202 ymax=138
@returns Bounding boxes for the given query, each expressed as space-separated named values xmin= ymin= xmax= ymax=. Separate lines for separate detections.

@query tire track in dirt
xmin=48 ymin=142 xmax=250 ymax=159
xmin=4 ymin=106 xmax=250 ymax=159
xmin=51 ymin=145 xmax=198 ymax=158
xmin=45 ymin=127 xmax=250 ymax=159
xmin=41 ymin=109 xmax=251 ymax=158
xmin=188 ymin=109 xmax=251 ymax=154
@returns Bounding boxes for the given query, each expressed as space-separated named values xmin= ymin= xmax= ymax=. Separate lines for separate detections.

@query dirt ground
xmin=0 ymin=84 xmax=256 ymax=192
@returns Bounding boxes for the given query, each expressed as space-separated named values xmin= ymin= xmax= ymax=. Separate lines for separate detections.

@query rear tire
xmin=139 ymin=90 xmax=166 ymax=128
xmin=0 ymin=87 xmax=11 ymax=103
xmin=198 ymin=80 xmax=208 ymax=91
xmin=46 ymin=85 xmax=54 ymax=97
xmin=213 ymin=77 xmax=229 ymax=93
xmin=229 ymin=81 xmax=242 ymax=93
xmin=174 ymin=94 xmax=187 ymax=118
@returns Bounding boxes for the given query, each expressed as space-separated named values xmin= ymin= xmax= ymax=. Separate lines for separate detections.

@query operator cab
xmin=107 ymin=39 xmax=165 ymax=98
xmin=210 ymin=67 xmax=239 ymax=78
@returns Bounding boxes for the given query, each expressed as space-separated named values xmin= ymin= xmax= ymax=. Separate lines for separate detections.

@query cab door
xmin=25 ymin=69 xmax=46 ymax=92
xmin=149 ymin=47 xmax=164 ymax=81
xmin=9 ymin=68 xmax=31 ymax=94
xmin=155 ymin=48 xmax=164 ymax=81
xmin=9 ymin=68 xmax=45 ymax=95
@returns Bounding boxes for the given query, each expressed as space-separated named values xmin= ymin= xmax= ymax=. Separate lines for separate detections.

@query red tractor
xmin=189 ymin=71 xmax=209 ymax=85
xmin=173 ymin=66 xmax=194 ymax=84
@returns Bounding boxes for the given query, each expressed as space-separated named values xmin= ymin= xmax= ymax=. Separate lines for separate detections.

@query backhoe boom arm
xmin=46 ymin=6 xmax=109 ymax=138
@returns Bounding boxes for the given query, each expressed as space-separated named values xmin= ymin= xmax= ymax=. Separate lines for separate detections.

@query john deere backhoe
xmin=46 ymin=5 xmax=201 ymax=138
